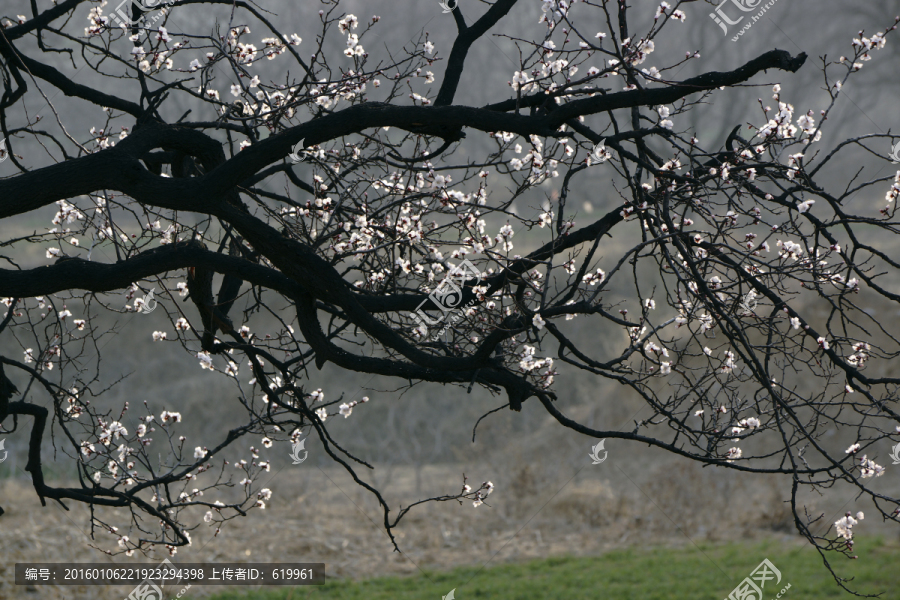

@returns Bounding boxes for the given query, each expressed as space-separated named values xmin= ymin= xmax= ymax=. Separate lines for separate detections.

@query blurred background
xmin=1 ymin=0 xmax=900 ymax=598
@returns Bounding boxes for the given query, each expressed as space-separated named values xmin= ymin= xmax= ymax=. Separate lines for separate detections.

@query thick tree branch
xmin=434 ymin=0 xmax=520 ymax=106
xmin=0 ymin=51 xmax=806 ymax=220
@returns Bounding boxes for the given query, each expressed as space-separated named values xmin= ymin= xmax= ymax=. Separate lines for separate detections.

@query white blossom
xmin=160 ymin=410 xmax=182 ymax=424
xmin=197 ymin=351 xmax=214 ymax=370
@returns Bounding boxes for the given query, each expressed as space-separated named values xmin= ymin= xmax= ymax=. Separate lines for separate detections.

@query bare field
xmin=2 ymin=452 xmax=883 ymax=600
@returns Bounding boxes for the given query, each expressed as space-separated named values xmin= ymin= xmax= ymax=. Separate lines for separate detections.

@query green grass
xmin=190 ymin=536 xmax=899 ymax=600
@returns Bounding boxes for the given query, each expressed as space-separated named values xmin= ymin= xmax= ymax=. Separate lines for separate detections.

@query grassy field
xmin=192 ymin=536 xmax=898 ymax=600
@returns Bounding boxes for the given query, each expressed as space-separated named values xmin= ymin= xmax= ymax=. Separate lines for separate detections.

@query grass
xmin=191 ymin=536 xmax=899 ymax=600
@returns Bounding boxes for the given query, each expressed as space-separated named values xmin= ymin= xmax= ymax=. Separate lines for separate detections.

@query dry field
xmin=2 ymin=447 xmax=887 ymax=600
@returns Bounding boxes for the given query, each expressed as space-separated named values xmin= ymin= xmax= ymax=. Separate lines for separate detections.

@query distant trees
xmin=1 ymin=0 xmax=899 ymax=587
